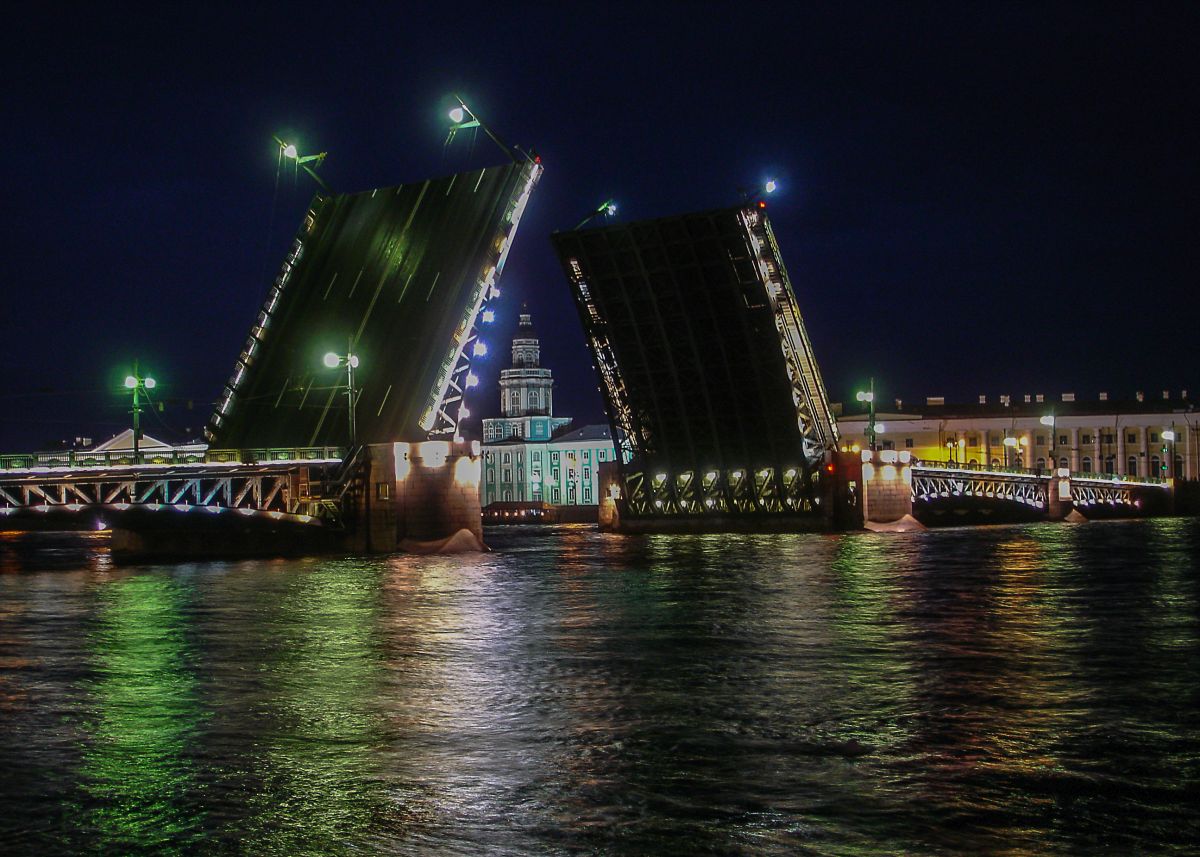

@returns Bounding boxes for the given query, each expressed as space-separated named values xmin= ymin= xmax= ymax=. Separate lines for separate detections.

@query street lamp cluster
xmin=123 ymin=362 xmax=156 ymax=460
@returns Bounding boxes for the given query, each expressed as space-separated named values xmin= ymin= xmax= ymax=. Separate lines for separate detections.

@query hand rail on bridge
xmin=912 ymin=459 xmax=1167 ymax=487
xmin=0 ymin=446 xmax=346 ymax=472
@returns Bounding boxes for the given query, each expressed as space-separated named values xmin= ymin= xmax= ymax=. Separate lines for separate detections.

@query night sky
xmin=3 ymin=3 xmax=1197 ymax=451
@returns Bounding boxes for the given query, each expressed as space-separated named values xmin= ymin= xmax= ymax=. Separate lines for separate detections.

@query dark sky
xmin=3 ymin=3 xmax=1197 ymax=450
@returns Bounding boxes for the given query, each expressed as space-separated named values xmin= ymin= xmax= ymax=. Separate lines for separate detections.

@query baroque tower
xmin=499 ymin=306 xmax=555 ymax=417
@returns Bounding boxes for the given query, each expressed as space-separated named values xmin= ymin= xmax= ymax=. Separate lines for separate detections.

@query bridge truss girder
xmin=911 ymin=470 xmax=1048 ymax=511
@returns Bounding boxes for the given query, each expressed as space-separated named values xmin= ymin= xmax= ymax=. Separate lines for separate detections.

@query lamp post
xmin=1040 ymin=414 xmax=1055 ymax=472
xmin=856 ymin=378 xmax=877 ymax=450
xmin=739 ymin=178 xmax=779 ymax=205
xmin=1003 ymin=434 xmax=1029 ymax=469
xmin=323 ymin=343 xmax=361 ymax=446
xmin=123 ymin=361 xmax=156 ymax=463
xmin=1163 ymin=429 xmax=1176 ymax=479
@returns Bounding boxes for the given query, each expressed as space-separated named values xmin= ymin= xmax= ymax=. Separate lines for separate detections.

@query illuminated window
xmin=376 ymin=482 xmax=390 ymax=500
xmin=1059 ymin=434 xmax=1068 ymax=446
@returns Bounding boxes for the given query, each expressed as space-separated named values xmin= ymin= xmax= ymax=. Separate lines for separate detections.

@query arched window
xmin=1151 ymin=456 xmax=1160 ymax=475
xmin=1104 ymin=456 xmax=1115 ymax=474
xmin=1082 ymin=456 xmax=1092 ymax=472
xmin=991 ymin=458 xmax=1000 ymax=468
xmin=1127 ymin=455 xmax=1138 ymax=475
xmin=1059 ymin=457 xmax=1069 ymax=469
xmin=1036 ymin=457 xmax=1046 ymax=470
xmin=1174 ymin=455 xmax=1183 ymax=478
xmin=968 ymin=458 xmax=978 ymax=466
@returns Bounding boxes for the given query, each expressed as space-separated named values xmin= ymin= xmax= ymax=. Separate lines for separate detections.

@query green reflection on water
xmin=241 ymin=561 xmax=388 ymax=853
xmin=827 ymin=534 xmax=917 ymax=746
xmin=82 ymin=572 xmax=203 ymax=853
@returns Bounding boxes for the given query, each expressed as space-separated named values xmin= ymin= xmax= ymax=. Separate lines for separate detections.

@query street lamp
xmin=1003 ymin=435 xmax=1029 ymax=468
xmin=574 ymin=198 xmax=619 ymax=230
xmin=856 ymin=378 xmax=877 ymax=450
xmin=1162 ymin=429 xmax=1176 ymax=478
xmin=322 ymin=343 xmax=361 ymax=446
xmin=273 ymin=135 xmax=330 ymax=191
xmin=1040 ymin=414 xmax=1056 ymax=471
xmin=123 ymin=361 xmax=156 ymax=462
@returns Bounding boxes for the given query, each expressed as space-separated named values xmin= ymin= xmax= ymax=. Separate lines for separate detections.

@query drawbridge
xmin=552 ymin=204 xmax=839 ymax=527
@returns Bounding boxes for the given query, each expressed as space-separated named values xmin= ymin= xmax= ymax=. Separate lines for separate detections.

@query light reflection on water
xmin=1 ymin=520 xmax=1198 ymax=854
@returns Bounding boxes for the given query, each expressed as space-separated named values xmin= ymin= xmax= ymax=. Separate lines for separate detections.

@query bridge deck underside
xmin=553 ymin=206 xmax=836 ymax=519
xmin=209 ymin=161 xmax=535 ymax=449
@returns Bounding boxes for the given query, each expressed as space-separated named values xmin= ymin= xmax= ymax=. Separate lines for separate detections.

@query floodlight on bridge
xmin=1162 ymin=430 xmax=1176 ymax=442
xmin=481 ymin=309 xmax=495 ymax=323
xmin=765 ymin=179 xmax=778 ymax=194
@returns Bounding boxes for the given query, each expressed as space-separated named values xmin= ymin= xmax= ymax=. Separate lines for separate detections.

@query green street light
xmin=322 ymin=343 xmax=361 ymax=446
xmin=123 ymin=361 xmax=156 ymax=462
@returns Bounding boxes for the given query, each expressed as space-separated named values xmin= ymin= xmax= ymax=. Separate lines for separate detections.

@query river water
xmin=1 ymin=519 xmax=1198 ymax=855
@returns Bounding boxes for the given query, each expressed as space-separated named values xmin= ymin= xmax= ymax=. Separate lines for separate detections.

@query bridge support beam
xmin=860 ymin=450 xmax=915 ymax=525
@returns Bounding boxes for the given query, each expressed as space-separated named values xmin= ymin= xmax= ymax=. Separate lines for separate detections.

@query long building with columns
xmin=836 ymin=391 xmax=1197 ymax=480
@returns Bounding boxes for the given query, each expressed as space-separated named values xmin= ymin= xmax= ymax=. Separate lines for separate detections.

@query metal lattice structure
xmin=911 ymin=465 xmax=1049 ymax=510
xmin=552 ymin=205 xmax=837 ymax=520
xmin=208 ymin=159 xmax=541 ymax=448
xmin=1070 ymin=476 xmax=1136 ymax=509
xmin=0 ymin=450 xmax=357 ymax=528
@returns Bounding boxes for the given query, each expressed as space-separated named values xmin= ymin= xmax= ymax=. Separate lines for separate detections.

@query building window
xmin=553 ymin=469 xmax=560 ymax=482
xmin=487 ymin=469 xmax=494 ymax=483
xmin=1104 ymin=456 xmax=1115 ymax=474
xmin=882 ymin=440 xmax=894 ymax=450
xmin=1059 ymin=434 xmax=1068 ymax=446
xmin=1036 ymin=458 xmax=1045 ymax=469
xmin=905 ymin=438 xmax=914 ymax=448
xmin=1059 ymin=457 xmax=1069 ymax=468
xmin=1150 ymin=432 xmax=1159 ymax=443
xmin=376 ymin=482 xmax=390 ymax=500
xmin=1151 ymin=455 xmax=1161 ymax=474
xmin=583 ymin=450 xmax=591 ymax=461
xmin=1102 ymin=434 xmax=1114 ymax=445
xmin=1082 ymin=456 xmax=1092 ymax=472
xmin=991 ymin=458 xmax=1000 ymax=468
xmin=1127 ymin=433 xmax=1137 ymax=444
xmin=1081 ymin=434 xmax=1092 ymax=445
xmin=503 ymin=468 xmax=511 ymax=482
xmin=552 ymin=452 xmax=559 ymax=464
xmin=968 ymin=437 xmax=978 ymax=447
xmin=584 ymin=488 xmax=592 ymax=503
xmin=517 ymin=451 xmax=523 ymax=464
xmin=598 ymin=450 xmax=606 ymax=461
xmin=1127 ymin=455 xmax=1137 ymax=474
xmin=1036 ymin=435 xmax=1045 ymax=446
xmin=503 ymin=452 xmax=511 ymax=464
xmin=533 ymin=451 xmax=541 ymax=462
xmin=584 ymin=467 xmax=591 ymax=480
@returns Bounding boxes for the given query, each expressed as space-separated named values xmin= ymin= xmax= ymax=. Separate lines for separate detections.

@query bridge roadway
xmin=0 ymin=446 xmax=352 ymax=531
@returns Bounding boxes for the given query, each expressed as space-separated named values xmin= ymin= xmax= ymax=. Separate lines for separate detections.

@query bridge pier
xmin=860 ymin=450 xmax=916 ymax=525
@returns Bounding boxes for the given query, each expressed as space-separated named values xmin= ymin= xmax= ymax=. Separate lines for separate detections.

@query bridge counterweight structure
xmin=553 ymin=204 xmax=841 ymax=530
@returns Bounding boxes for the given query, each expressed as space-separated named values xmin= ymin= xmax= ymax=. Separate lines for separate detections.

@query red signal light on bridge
xmin=824 ymin=462 xmax=835 ymax=474
xmin=757 ymin=200 xmax=767 ymax=209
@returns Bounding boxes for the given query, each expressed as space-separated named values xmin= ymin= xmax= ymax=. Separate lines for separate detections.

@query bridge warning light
xmin=473 ymin=342 xmax=488 ymax=357
xmin=481 ymin=309 xmax=495 ymax=323
xmin=825 ymin=461 xmax=836 ymax=474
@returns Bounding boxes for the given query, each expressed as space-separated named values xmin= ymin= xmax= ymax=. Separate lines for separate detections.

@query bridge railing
xmin=1072 ymin=471 xmax=1167 ymax=486
xmin=0 ymin=446 xmax=344 ymax=472
xmin=912 ymin=460 xmax=1043 ymax=477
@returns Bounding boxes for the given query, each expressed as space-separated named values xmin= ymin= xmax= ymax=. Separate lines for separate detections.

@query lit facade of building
xmin=482 ymin=424 xmax=616 ymax=506
xmin=837 ymin=391 xmax=1197 ymax=480
xmin=480 ymin=308 xmax=616 ymax=508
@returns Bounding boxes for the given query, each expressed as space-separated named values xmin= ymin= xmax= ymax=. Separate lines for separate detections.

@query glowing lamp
xmin=283 ymin=143 xmax=298 ymax=159
xmin=144 ymin=377 xmax=156 ymax=389
xmin=348 ymin=354 xmax=360 ymax=368
xmin=466 ymin=373 xmax=479 ymax=388
xmin=459 ymin=406 xmax=470 ymax=418
xmin=1003 ymin=436 xmax=1018 ymax=447
xmin=1163 ymin=430 xmax=1176 ymax=442
xmin=765 ymin=179 xmax=778 ymax=193
xmin=124 ymin=376 xmax=137 ymax=388
xmin=481 ymin=309 xmax=495 ymax=323
xmin=1039 ymin=415 xmax=1055 ymax=426
xmin=875 ymin=422 xmax=886 ymax=433
xmin=449 ymin=106 xmax=465 ymax=124
xmin=473 ymin=342 xmax=487 ymax=357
